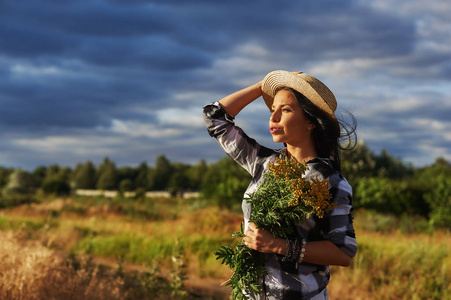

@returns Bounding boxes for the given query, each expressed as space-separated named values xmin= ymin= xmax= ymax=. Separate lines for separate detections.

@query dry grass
xmin=1 ymin=197 xmax=450 ymax=299
xmin=0 ymin=199 xmax=238 ymax=299
xmin=0 ymin=230 xmax=125 ymax=299
xmin=0 ymin=229 xmax=182 ymax=300
xmin=328 ymin=230 xmax=451 ymax=300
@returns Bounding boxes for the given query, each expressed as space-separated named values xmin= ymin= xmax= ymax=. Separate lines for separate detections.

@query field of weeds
xmin=0 ymin=196 xmax=450 ymax=299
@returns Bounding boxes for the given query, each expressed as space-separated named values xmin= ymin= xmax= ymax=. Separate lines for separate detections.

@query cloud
xmin=0 ymin=0 xmax=450 ymax=169
xmin=353 ymin=91 xmax=451 ymax=164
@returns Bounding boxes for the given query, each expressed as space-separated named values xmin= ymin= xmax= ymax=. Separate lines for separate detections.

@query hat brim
xmin=261 ymin=70 xmax=336 ymax=119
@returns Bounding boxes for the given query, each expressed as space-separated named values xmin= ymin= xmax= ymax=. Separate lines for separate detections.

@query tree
xmin=1 ymin=169 xmax=36 ymax=207
xmin=3 ymin=169 xmax=36 ymax=195
xmin=424 ymin=175 xmax=451 ymax=229
xmin=186 ymin=159 xmax=207 ymax=190
xmin=353 ymin=177 xmax=393 ymax=212
xmin=374 ymin=149 xmax=413 ymax=178
xmin=0 ymin=167 xmax=13 ymax=191
xmin=134 ymin=162 xmax=149 ymax=190
xmin=41 ymin=165 xmax=72 ymax=196
xmin=340 ymin=141 xmax=377 ymax=186
xmin=148 ymin=155 xmax=172 ymax=191
xmin=353 ymin=176 xmax=429 ymax=217
xmin=96 ymin=158 xmax=117 ymax=190
xmin=119 ymin=178 xmax=134 ymax=193
xmin=42 ymin=178 xmax=71 ymax=195
xmin=416 ymin=158 xmax=451 ymax=229
xmin=45 ymin=165 xmax=61 ymax=179
xmin=202 ymin=156 xmax=251 ymax=209
xmin=414 ymin=157 xmax=451 ymax=185
xmin=32 ymin=166 xmax=47 ymax=188
xmin=73 ymin=161 xmax=96 ymax=189
xmin=117 ymin=166 xmax=138 ymax=191
xmin=168 ymin=163 xmax=190 ymax=196
xmin=341 ymin=141 xmax=413 ymax=183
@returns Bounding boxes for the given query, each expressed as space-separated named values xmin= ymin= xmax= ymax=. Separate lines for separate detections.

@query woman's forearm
xmin=272 ymin=238 xmax=352 ymax=267
xmin=218 ymin=81 xmax=262 ymax=117
xmin=246 ymin=223 xmax=352 ymax=267
xmin=302 ymin=240 xmax=352 ymax=267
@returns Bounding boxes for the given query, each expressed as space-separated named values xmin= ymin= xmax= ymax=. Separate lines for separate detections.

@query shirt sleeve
xmin=203 ymin=101 xmax=274 ymax=177
xmin=320 ymin=175 xmax=358 ymax=258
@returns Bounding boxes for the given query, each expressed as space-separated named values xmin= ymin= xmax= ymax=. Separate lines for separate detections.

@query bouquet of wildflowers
xmin=215 ymin=157 xmax=334 ymax=300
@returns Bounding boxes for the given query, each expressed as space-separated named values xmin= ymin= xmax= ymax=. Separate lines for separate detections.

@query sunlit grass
xmin=0 ymin=230 xmax=176 ymax=300
xmin=0 ymin=196 xmax=449 ymax=299
xmin=329 ymin=230 xmax=450 ymax=300
xmin=2 ymin=197 xmax=241 ymax=280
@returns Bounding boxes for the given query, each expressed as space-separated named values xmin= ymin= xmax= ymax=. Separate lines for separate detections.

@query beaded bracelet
xmin=293 ymin=238 xmax=302 ymax=262
xmin=282 ymin=238 xmax=293 ymax=262
xmin=291 ymin=238 xmax=299 ymax=262
xmin=297 ymin=239 xmax=307 ymax=264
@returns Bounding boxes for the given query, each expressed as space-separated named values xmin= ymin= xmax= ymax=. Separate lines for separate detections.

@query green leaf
xmin=250 ymin=283 xmax=261 ymax=293
xmin=232 ymin=231 xmax=246 ymax=238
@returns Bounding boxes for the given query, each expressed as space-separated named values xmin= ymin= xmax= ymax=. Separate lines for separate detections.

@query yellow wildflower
xmin=267 ymin=157 xmax=334 ymax=218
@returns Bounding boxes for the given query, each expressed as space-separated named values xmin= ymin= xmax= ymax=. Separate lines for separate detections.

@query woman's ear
xmin=308 ymin=123 xmax=316 ymax=131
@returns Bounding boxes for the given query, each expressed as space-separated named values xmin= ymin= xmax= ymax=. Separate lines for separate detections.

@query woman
xmin=203 ymin=70 xmax=357 ymax=300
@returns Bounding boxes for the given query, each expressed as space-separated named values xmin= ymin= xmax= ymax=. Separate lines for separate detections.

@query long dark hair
xmin=284 ymin=88 xmax=357 ymax=172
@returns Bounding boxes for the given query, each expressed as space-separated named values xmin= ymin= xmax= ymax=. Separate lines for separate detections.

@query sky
xmin=0 ymin=0 xmax=450 ymax=170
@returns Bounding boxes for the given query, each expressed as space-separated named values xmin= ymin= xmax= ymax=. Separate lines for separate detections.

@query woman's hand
xmin=244 ymin=222 xmax=285 ymax=254
xmin=244 ymin=222 xmax=353 ymax=266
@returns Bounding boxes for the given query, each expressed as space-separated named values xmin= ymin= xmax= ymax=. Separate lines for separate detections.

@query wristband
xmin=297 ymin=239 xmax=307 ymax=264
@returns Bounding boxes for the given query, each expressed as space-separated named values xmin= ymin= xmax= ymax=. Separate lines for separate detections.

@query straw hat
xmin=261 ymin=70 xmax=337 ymax=119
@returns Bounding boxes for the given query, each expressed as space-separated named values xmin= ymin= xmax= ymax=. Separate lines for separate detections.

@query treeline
xmin=0 ymin=155 xmax=206 ymax=199
xmin=0 ymin=142 xmax=450 ymax=229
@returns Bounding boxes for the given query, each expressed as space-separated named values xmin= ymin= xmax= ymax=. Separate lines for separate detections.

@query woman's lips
xmin=270 ymin=127 xmax=282 ymax=134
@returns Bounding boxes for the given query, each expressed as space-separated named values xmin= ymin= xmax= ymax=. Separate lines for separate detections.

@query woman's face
xmin=269 ymin=89 xmax=313 ymax=146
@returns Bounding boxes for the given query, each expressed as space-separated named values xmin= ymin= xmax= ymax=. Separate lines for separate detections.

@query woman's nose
xmin=270 ymin=111 xmax=280 ymax=122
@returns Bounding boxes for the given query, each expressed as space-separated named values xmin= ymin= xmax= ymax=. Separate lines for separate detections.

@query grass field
xmin=0 ymin=196 xmax=449 ymax=299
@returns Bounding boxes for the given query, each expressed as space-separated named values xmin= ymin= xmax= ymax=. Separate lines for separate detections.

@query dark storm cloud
xmin=0 ymin=3 xmax=211 ymax=70
xmin=2 ymin=0 xmax=415 ymax=67
xmin=0 ymin=64 xmax=163 ymax=130
xmin=0 ymin=0 xmax=218 ymax=135
xmin=165 ymin=0 xmax=416 ymax=62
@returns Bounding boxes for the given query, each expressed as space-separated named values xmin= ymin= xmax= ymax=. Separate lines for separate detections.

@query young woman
xmin=203 ymin=70 xmax=357 ymax=300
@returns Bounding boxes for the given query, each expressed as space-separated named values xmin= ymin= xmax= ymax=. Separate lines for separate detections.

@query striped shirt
xmin=203 ymin=102 xmax=357 ymax=300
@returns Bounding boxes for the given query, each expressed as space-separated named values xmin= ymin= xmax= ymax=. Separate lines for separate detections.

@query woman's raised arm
xmin=218 ymin=81 xmax=262 ymax=117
